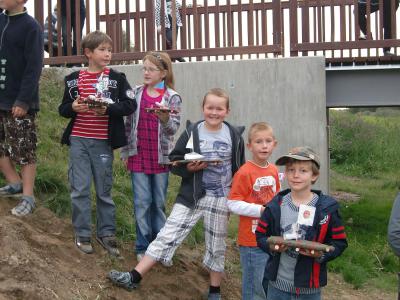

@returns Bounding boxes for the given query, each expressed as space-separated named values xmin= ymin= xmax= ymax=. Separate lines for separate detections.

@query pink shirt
xmin=127 ymin=87 xmax=169 ymax=174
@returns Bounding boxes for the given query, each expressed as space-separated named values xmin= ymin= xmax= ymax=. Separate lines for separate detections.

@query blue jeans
xmin=267 ymin=284 xmax=321 ymax=300
xmin=131 ymin=172 xmax=169 ymax=254
xmin=240 ymin=246 xmax=270 ymax=300
xmin=69 ymin=137 xmax=115 ymax=238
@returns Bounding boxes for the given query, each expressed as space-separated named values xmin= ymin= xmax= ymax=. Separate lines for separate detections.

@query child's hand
xmin=11 ymin=106 xmax=27 ymax=118
xmin=154 ymin=109 xmax=170 ymax=124
xmin=94 ymin=106 xmax=107 ymax=116
xmin=298 ymin=248 xmax=323 ymax=258
xmin=187 ymin=161 xmax=208 ymax=172
xmin=72 ymin=97 xmax=89 ymax=113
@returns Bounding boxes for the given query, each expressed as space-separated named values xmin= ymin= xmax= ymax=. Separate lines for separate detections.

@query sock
xmin=21 ymin=195 xmax=35 ymax=205
xmin=209 ymin=285 xmax=220 ymax=294
xmin=10 ymin=182 xmax=22 ymax=190
xmin=129 ymin=269 xmax=142 ymax=283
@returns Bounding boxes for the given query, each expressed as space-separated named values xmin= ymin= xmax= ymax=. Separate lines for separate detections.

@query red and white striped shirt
xmin=71 ymin=68 xmax=110 ymax=140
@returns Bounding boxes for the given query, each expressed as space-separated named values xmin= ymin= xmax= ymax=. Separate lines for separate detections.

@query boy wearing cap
xmin=255 ymin=146 xmax=347 ymax=300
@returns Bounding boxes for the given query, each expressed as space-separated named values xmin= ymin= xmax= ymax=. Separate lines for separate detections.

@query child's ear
xmin=83 ymin=48 xmax=92 ymax=58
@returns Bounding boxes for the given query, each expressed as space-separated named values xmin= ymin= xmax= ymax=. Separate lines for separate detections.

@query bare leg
xmin=21 ymin=163 xmax=36 ymax=197
xmin=135 ymin=255 xmax=158 ymax=276
xmin=210 ymin=270 xmax=223 ymax=287
xmin=0 ymin=156 xmax=21 ymax=184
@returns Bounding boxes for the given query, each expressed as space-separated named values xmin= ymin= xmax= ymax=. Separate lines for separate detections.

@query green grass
xmin=329 ymin=109 xmax=400 ymax=291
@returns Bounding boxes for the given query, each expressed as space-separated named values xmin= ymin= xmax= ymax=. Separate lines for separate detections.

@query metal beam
xmin=326 ymin=65 xmax=400 ymax=108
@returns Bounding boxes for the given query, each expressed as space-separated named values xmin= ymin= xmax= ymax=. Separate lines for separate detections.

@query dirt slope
xmin=0 ymin=196 xmax=395 ymax=300
xmin=0 ymin=197 xmax=240 ymax=300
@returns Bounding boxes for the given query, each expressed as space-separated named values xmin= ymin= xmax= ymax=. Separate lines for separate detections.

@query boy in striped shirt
xmin=59 ymin=31 xmax=136 ymax=255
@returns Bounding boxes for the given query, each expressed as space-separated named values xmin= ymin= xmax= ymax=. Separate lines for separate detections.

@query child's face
xmin=142 ymin=59 xmax=166 ymax=87
xmin=247 ymin=129 xmax=276 ymax=165
xmin=285 ymin=161 xmax=318 ymax=194
xmin=0 ymin=0 xmax=24 ymax=13
xmin=202 ymin=94 xmax=229 ymax=131
xmin=85 ymin=42 xmax=112 ymax=72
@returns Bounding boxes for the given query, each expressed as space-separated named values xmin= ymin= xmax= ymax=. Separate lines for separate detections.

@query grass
xmin=25 ymin=71 xmax=400 ymax=293
xmin=328 ymin=109 xmax=400 ymax=291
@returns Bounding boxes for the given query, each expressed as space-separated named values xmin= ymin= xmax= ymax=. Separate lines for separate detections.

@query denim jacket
xmin=120 ymin=85 xmax=182 ymax=163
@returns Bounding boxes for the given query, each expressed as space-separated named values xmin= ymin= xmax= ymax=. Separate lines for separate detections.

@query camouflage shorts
xmin=0 ymin=111 xmax=37 ymax=165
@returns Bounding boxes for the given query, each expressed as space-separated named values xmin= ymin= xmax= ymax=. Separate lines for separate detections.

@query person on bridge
xmin=357 ymin=0 xmax=400 ymax=55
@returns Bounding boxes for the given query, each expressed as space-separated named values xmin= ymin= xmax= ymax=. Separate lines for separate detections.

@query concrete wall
xmin=112 ymin=56 xmax=328 ymax=192
xmin=52 ymin=56 xmax=327 ymax=191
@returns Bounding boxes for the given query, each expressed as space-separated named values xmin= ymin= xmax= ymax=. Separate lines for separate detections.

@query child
xmin=0 ymin=0 xmax=43 ymax=216
xmin=227 ymin=122 xmax=280 ymax=300
xmin=58 ymin=31 xmax=136 ymax=255
xmin=256 ymin=147 xmax=348 ymax=300
xmin=109 ymin=88 xmax=245 ymax=300
xmin=120 ymin=51 xmax=182 ymax=262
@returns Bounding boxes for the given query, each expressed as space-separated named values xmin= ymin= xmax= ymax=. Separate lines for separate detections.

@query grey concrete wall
xmin=52 ymin=56 xmax=328 ymax=192
xmin=113 ymin=56 xmax=328 ymax=192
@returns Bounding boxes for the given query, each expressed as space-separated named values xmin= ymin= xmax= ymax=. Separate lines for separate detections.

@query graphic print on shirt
xmin=251 ymin=175 xmax=277 ymax=203
xmin=199 ymin=124 xmax=232 ymax=197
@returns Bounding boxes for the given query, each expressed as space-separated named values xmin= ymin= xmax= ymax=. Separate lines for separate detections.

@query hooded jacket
xmin=169 ymin=120 xmax=245 ymax=209
xmin=256 ymin=189 xmax=348 ymax=289
xmin=58 ymin=69 xmax=136 ymax=149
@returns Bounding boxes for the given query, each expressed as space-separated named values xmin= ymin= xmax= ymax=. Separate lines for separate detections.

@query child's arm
xmin=13 ymin=24 xmax=43 ymax=116
xmin=255 ymin=207 xmax=275 ymax=255
xmin=227 ymin=171 xmax=264 ymax=217
xmin=169 ymin=127 xmax=207 ymax=178
xmin=58 ymin=76 xmax=83 ymax=118
xmin=159 ymin=94 xmax=182 ymax=136
xmin=317 ymin=209 xmax=348 ymax=264
xmin=106 ymin=73 xmax=137 ymax=117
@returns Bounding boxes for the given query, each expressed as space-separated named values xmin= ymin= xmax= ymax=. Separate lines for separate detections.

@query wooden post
xmin=146 ymin=0 xmax=155 ymax=51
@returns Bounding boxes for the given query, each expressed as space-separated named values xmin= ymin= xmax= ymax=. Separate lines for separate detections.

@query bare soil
xmin=0 ymin=196 xmax=394 ymax=300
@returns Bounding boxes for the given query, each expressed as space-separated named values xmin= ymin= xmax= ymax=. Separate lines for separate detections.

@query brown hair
xmin=248 ymin=122 xmax=275 ymax=143
xmin=143 ymin=51 xmax=175 ymax=89
xmin=285 ymin=158 xmax=320 ymax=184
xmin=202 ymin=88 xmax=230 ymax=109
xmin=81 ymin=31 xmax=113 ymax=58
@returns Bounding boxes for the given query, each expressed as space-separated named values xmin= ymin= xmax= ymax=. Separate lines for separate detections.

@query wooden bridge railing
xmin=33 ymin=0 xmax=400 ymax=66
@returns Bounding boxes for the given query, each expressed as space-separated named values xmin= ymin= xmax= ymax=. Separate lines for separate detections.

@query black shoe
xmin=96 ymin=235 xmax=120 ymax=256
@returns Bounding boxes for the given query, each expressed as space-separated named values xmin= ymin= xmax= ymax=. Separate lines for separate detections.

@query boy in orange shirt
xmin=228 ymin=122 xmax=280 ymax=300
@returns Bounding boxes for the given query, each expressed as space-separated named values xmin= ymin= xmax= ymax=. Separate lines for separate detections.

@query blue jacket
xmin=169 ymin=120 xmax=245 ymax=209
xmin=256 ymin=189 xmax=348 ymax=288
xmin=0 ymin=9 xmax=43 ymax=113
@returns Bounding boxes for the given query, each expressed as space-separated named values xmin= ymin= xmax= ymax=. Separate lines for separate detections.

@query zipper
xmin=0 ymin=13 xmax=10 ymax=52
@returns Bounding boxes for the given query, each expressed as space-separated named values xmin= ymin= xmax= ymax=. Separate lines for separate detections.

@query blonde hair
xmin=248 ymin=122 xmax=275 ymax=143
xmin=143 ymin=51 xmax=174 ymax=89
xmin=202 ymin=88 xmax=230 ymax=109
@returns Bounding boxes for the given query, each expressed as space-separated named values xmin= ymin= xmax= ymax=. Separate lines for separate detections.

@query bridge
xmin=34 ymin=0 xmax=400 ymax=65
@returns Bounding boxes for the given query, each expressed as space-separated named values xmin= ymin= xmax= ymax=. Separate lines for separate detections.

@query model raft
xmin=267 ymin=236 xmax=335 ymax=253
xmin=80 ymin=95 xmax=114 ymax=108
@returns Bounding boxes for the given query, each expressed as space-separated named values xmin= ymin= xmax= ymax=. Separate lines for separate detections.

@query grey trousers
xmin=69 ymin=136 xmax=115 ymax=238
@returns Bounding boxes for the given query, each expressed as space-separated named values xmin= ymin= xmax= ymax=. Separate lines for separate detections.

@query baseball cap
xmin=275 ymin=146 xmax=320 ymax=169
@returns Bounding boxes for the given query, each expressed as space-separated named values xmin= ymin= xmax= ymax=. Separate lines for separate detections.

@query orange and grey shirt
xmin=228 ymin=161 xmax=280 ymax=247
